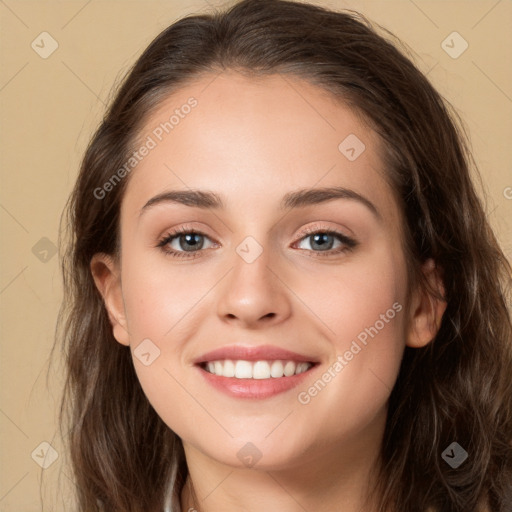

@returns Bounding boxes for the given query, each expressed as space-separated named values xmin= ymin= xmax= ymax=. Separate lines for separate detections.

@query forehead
xmin=121 ymin=71 xmax=397 ymax=223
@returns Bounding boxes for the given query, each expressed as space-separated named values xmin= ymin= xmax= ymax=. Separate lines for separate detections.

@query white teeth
xmin=235 ymin=360 xmax=252 ymax=378
xmin=223 ymin=359 xmax=235 ymax=377
xmin=295 ymin=362 xmax=310 ymax=374
xmin=253 ymin=361 xmax=271 ymax=379
xmin=270 ymin=360 xmax=284 ymax=377
xmin=283 ymin=361 xmax=296 ymax=376
xmin=203 ymin=359 xmax=313 ymax=378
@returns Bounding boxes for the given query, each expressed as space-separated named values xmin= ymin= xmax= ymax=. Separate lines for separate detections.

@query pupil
xmin=181 ymin=233 xmax=203 ymax=251
xmin=311 ymin=233 xmax=333 ymax=251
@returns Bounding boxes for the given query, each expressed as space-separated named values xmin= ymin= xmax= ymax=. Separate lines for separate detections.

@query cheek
xmin=120 ymin=252 xmax=209 ymax=341
xmin=118 ymin=255 xmax=200 ymax=436
xmin=293 ymin=245 xmax=408 ymax=422
xmin=296 ymin=243 xmax=407 ymax=347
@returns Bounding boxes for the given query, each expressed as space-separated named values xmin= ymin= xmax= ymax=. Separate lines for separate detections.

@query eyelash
xmin=157 ymin=226 xmax=217 ymax=260
xmin=156 ymin=224 xmax=358 ymax=260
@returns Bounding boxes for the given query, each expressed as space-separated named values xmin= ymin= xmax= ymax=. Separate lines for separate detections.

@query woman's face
xmin=93 ymin=71 xmax=428 ymax=471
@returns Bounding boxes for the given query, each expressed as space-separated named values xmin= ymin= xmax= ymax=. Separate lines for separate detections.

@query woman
xmin=55 ymin=0 xmax=512 ymax=510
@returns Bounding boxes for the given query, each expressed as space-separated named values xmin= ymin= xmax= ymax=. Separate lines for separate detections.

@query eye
xmin=157 ymin=226 xmax=217 ymax=259
xmin=293 ymin=226 xmax=357 ymax=257
xmin=156 ymin=224 xmax=357 ymax=260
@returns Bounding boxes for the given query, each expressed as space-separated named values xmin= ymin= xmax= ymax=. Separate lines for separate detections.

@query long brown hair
xmin=53 ymin=0 xmax=512 ymax=510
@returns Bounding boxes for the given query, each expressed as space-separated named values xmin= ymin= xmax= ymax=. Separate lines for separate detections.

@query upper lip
xmin=193 ymin=344 xmax=319 ymax=364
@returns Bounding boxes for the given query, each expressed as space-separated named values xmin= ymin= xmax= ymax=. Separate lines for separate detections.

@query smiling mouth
xmin=199 ymin=359 xmax=316 ymax=379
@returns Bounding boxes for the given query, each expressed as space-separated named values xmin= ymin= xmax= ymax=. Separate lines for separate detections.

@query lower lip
xmin=196 ymin=364 xmax=318 ymax=399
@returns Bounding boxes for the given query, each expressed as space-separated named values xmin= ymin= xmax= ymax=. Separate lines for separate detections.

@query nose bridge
xmin=233 ymin=235 xmax=272 ymax=285
xmin=215 ymin=234 xmax=291 ymax=326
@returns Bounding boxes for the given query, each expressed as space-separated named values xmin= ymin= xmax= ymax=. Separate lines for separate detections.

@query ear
xmin=406 ymin=258 xmax=447 ymax=348
xmin=90 ymin=253 xmax=130 ymax=346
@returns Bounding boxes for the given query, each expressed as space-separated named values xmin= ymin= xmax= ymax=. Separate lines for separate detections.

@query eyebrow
xmin=139 ymin=186 xmax=381 ymax=219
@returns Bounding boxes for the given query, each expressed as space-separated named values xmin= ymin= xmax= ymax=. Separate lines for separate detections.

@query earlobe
xmin=90 ymin=253 xmax=130 ymax=346
xmin=406 ymin=258 xmax=447 ymax=348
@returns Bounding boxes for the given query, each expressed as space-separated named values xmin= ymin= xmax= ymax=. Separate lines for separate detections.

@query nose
xmin=216 ymin=246 xmax=292 ymax=329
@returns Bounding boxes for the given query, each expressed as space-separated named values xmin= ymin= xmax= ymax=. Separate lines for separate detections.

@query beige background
xmin=0 ymin=0 xmax=511 ymax=510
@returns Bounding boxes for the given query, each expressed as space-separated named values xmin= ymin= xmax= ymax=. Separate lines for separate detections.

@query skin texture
xmin=91 ymin=71 xmax=446 ymax=512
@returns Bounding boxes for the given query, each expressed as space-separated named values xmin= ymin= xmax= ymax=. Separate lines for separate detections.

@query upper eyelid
xmin=160 ymin=223 xmax=350 ymax=239
xmin=296 ymin=225 xmax=347 ymax=237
